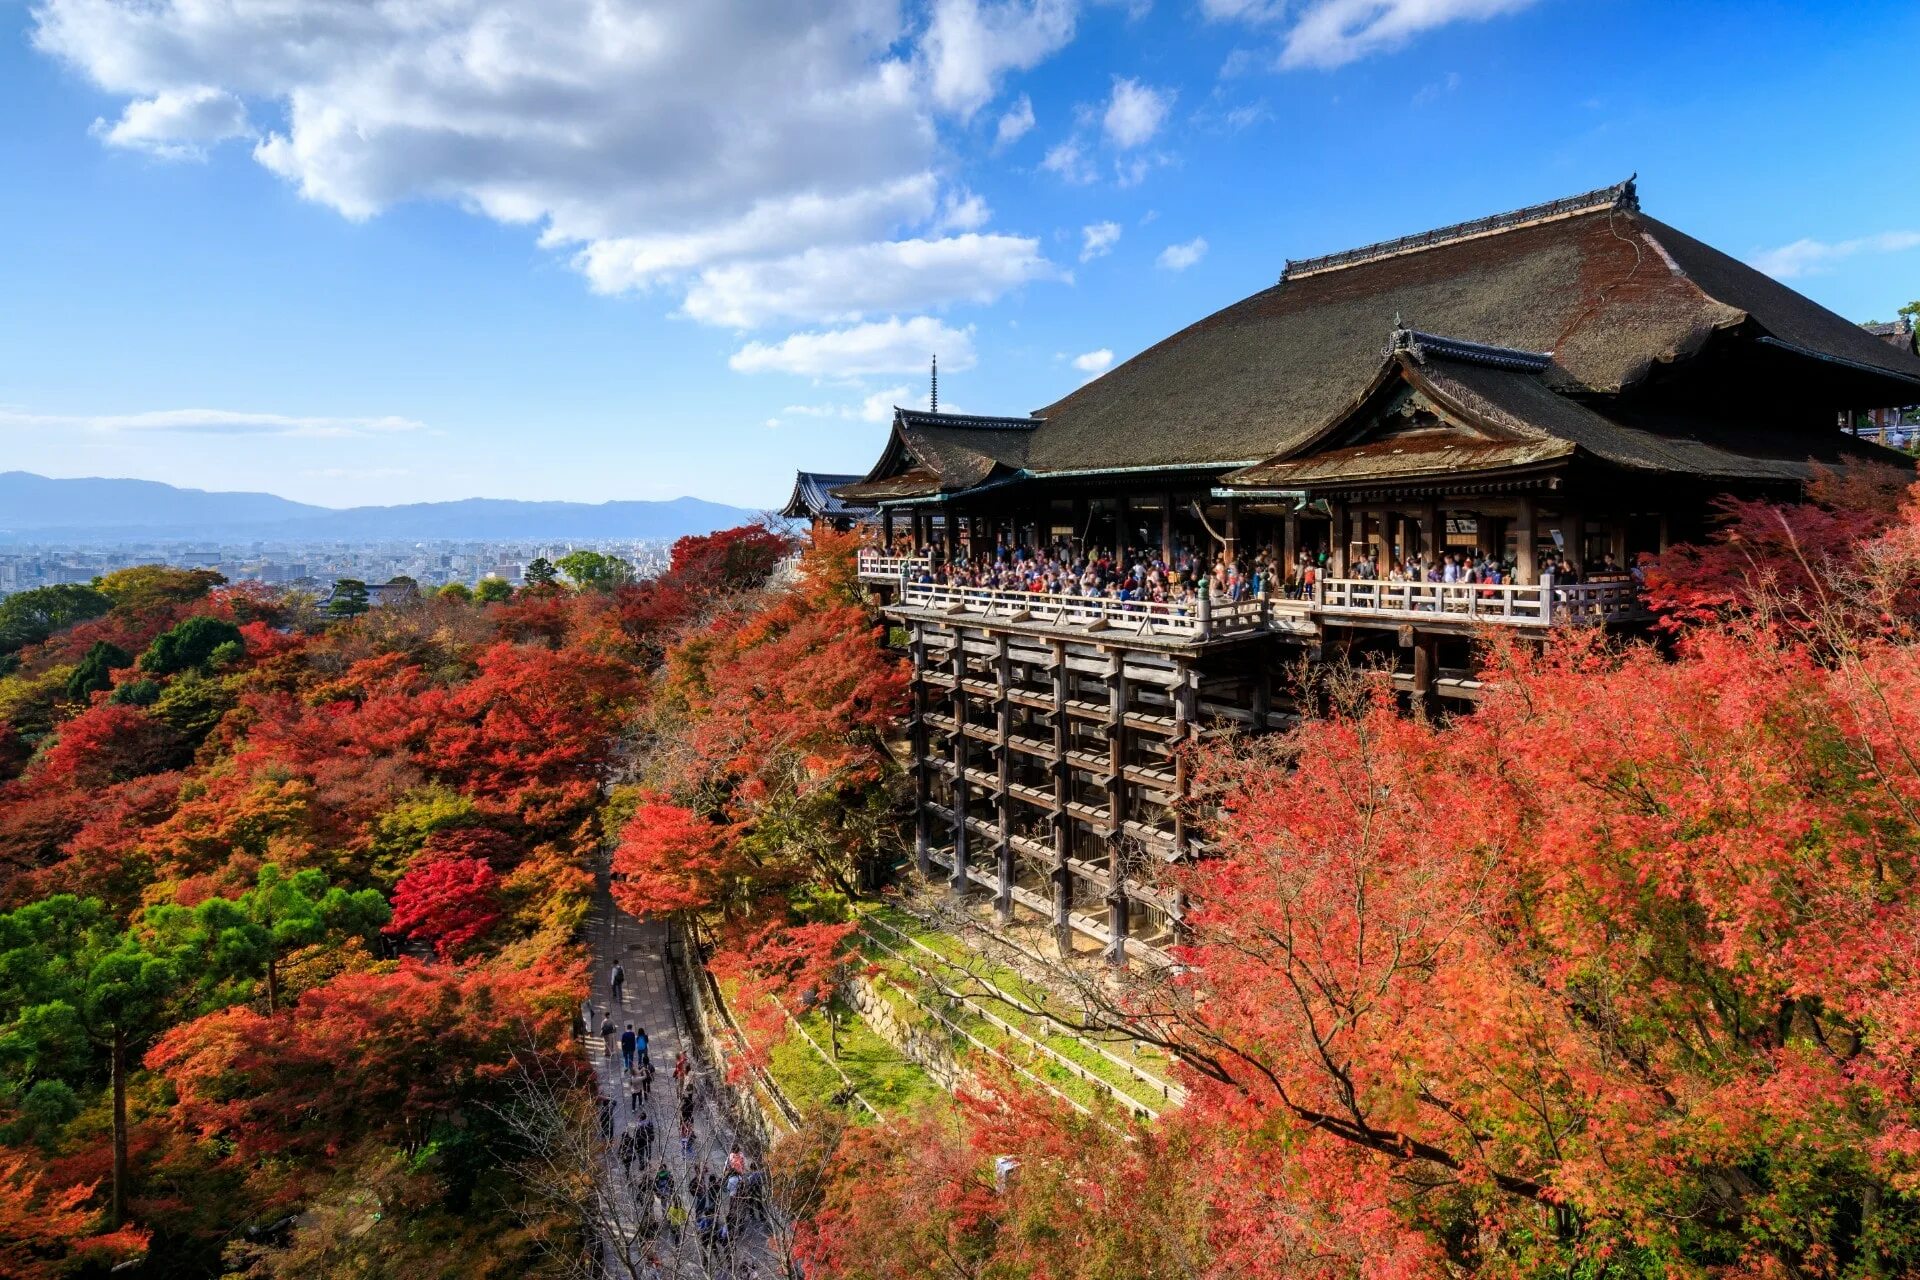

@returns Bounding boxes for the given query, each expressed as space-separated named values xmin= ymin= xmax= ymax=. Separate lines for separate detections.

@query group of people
xmin=879 ymin=533 xmax=1641 ymax=607
xmin=584 ymin=960 xmax=767 ymax=1267
xmin=910 ymin=538 xmax=1273 ymax=608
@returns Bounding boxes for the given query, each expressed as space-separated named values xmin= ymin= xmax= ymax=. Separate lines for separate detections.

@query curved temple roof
xmin=836 ymin=180 xmax=1920 ymax=505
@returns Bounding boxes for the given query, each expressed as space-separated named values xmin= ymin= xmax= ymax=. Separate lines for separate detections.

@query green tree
xmin=64 ymin=641 xmax=132 ymax=702
xmin=93 ymin=566 xmax=226 ymax=612
xmin=139 ymin=615 xmax=243 ymax=676
xmin=0 ymin=896 xmax=188 ymax=1228
xmin=437 ymin=582 xmax=473 ymax=603
xmin=473 ymin=578 xmax=513 ymax=603
xmin=522 ymin=557 xmax=558 ymax=587
xmin=324 ymin=578 xmax=370 ymax=619
xmin=146 ymin=864 xmax=390 ymax=1015
xmin=555 ymin=549 xmax=634 ymax=590
xmin=0 ymin=585 xmax=112 ymax=655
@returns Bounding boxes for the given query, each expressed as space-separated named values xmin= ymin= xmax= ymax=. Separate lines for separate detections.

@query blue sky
xmin=2 ymin=0 xmax=1917 ymax=510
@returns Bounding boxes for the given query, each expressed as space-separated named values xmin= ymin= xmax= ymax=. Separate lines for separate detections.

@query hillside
xmin=0 ymin=471 xmax=762 ymax=542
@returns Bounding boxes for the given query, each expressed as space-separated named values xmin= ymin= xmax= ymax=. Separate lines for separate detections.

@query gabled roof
xmin=1225 ymin=326 xmax=1905 ymax=491
xmin=778 ymin=471 xmax=869 ymax=520
xmin=832 ymin=408 xmax=1038 ymax=504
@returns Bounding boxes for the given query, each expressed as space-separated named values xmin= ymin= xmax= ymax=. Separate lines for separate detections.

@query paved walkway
xmin=581 ymin=868 xmax=773 ymax=1278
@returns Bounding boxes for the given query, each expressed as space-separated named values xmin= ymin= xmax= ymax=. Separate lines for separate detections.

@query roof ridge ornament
xmin=1281 ymin=176 xmax=1640 ymax=283
xmin=1385 ymin=323 xmax=1552 ymax=372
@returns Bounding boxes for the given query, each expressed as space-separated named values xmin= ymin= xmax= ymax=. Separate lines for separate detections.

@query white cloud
xmin=937 ymin=187 xmax=992 ymax=232
xmin=1041 ymin=137 xmax=1096 ymax=184
xmin=0 ymin=408 xmax=424 ymax=438
xmin=33 ymin=0 xmax=1079 ymax=331
xmin=729 ymin=316 xmax=977 ymax=377
xmin=1199 ymin=0 xmax=1288 ymax=19
xmin=1071 ymin=348 xmax=1113 ymax=373
xmin=1102 ymin=77 xmax=1173 ymax=148
xmin=920 ymin=0 xmax=1076 ymax=119
xmin=90 ymin=85 xmax=251 ymax=159
xmin=1751 ymin=231 xmax=1920 ymax=280
xmin=1412 ymin=70 xmax=1462 ymax=106
xmin=995 ymin=93 xmax=1036 ymax=147
xmin=1280 ymin=0 xmax=1539 ymax=70
xmin=1157 ymin=236 xmax=1207 ymax=270
xmin=684 ymin=233 xmax=1057 ymax=328
xmin=1080 ymin=220 xmax=1122 ymax=261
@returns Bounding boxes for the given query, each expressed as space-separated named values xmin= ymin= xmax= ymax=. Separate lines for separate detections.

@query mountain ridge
xmin=0 ymin=472 xmax=765 ymax=543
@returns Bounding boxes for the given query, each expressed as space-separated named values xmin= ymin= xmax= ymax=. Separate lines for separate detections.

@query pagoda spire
xmin=931 ymin=353 xmax=938 ymax=413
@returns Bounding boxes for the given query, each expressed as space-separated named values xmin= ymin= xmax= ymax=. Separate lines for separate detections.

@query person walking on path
xmin=672 ymin=1051 xmax=690 ymax=1090
xmin=637 ymin=1059 xmax=655 ymax=1104
xmin=633 ymin=1024 xmax=650 ymax=1070
xmin=599 ymin=1010 xmax=617 ymax=1060
xmin=679 ymin=1118 xmax=696 ymax=1159
xmin=618 ymin=1126 xmax=640 ymax=1181
xmin=629 ymin=1070 xmax=646 ymax=1114
xmin=610 ymin=960 xmax=626 ymax=1006
xmin=636 ymin=1112 xmax=656 ymax=1163
xmin=620 ymin=1023 xmax=637 ymax=1073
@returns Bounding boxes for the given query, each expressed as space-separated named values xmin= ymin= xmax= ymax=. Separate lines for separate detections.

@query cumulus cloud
xmin=1103 ymin=76 xmax=1173 ymax=148
xmin=1157 ymin=236 xmax=1207 ymax=270
xmin=0 ymin=408 xmax=424 ymax=438
xmin=1751 ymin=230 xmax=1920 ymax=280
xmin=921 ymin=0 xmax=1076 ymax=119
xmin=90 ymin=85 xmax=251 ymax=159
xmin=1200 ymin=0 xmax=1537 ymax=70
xmin=33 ymin=0 xmax=1072 ymax=331
xmin=1080 ymin=221 xmax=1122 ymax=261
xmin=995 ymin=93 xmax=1037 ymax=147
xmin=1071 ymin=347 xmax=1114 ymax=373
xmin=684 ymin=233 xmax=1056 ymax=328
xmin=1280 ymin=0 xmax=1539 ymax=69
xmin=1041 ymin=137 xmax=1097 ymax=184
xmin=729 ymin=316 xmax=976 ymax=378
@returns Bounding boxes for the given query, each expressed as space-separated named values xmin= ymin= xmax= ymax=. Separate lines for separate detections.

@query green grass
xmin=721 ymin=976 xmax=944 ymax=1119
xmin=854 ymin=903 xmax=1179 ymax=1114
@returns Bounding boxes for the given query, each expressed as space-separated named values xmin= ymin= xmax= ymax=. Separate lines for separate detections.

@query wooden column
xmin=1328 ymin=501 xmax=1349 ymax=576
xmin=949 ymin=642 xmax=969 ymax=896
xmin=1224 ymin=498 xmax=1239 ymax=565
xmin=1049 ymin=641 xmax=1073 ymax=956
xmin=1172 ymin=662 xmax=1195 ymax=857
xmin=882 ymin=508 xmax=895 ymax=550
xmin=1421 ymin=501 xmax=1441 ymax=561
xmin=1412 ymin=633 xmax=1438 ymax=724
xmin=994 ymin=635 xmax=1014 ymax=925
xmin=1071 ymin=496 xmax=1090 ymax=555
xmin=1160 ymin=494 xmax=1174 ymax=566
xmin=1515 ymin=497 xmax=1538 ymax=582
xmin=1115 ymin=494 xmax=1132 ymax=559
xmin=1564 ymin=510 xmax=1586 ymax=576
xmin=1105 ymin=654 xmax=1129 ymax=966
xmin=910 ymin=629 xmax=932 ymax=878
xmin=1282 ymin=513 xmax=1299 ymax=591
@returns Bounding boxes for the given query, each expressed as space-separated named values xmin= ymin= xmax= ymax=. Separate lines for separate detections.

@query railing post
xmin=1541 ymin=583 xmax=1555 ymax=626
xmin=1312 ymin=578 xmax=1325 ymax=608
xmin=1197 ymin=581 xmax=1212 ymax=641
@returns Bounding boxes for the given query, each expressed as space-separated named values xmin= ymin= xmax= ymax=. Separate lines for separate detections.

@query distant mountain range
xmin=0 ymin=471 xmax=764 ymax=544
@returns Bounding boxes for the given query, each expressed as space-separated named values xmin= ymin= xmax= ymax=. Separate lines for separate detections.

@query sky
xmin=1 ymin=0 xmax=1917 ymax=511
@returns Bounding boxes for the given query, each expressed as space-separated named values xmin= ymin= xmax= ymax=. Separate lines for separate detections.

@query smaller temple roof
xmin=1225 ymin=325 xmax=1904 ymax=492
xmin=779 ymin=471 xmax=869 ymax=521
xmin=832 ymin=408 xmax=1038 ymax=505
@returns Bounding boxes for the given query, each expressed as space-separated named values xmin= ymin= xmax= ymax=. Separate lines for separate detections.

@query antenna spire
xmin=930 ymin=353 xmax=938 ymax=413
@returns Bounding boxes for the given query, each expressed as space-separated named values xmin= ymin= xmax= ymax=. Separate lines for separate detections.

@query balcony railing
xmin=856 ymin=551 xmax=933 ymax=582
xmin=897 ymin=580 xmax=1274 ymax=642
xmin=1316 ymin=577 xmax=1640 ymax=627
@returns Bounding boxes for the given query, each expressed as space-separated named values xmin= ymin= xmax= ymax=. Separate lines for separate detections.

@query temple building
xmin=815 ymin=178 xmax=1920 ymax=964
xmin=777 ymin=470 xmax=874 ymax=531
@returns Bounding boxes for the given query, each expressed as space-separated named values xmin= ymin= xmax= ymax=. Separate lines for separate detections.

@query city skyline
xmin=4 ymin=0 xmax=1918 ymax=510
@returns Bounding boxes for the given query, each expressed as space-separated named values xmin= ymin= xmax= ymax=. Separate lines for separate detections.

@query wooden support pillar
xmin=1515 ymin=496 xmax=1538 ymax=583
xmin=910 ymin=630 xmax=932 ymax=878
xmin=994 ymin=635 xmax=1014 ymax=925
xmin=1328 ymin=501 xmax=1349 ymax=577
xmin=1564 ymin=510 xmax=1586 ymax=576
xmin=949 ymin=643 xmax=969 ymax=896
xmin=1160 ymin=493 xmax=1174 ymax=566
xmin=1224 ymin=497 xmax=1239 ymax=565
xmin=1411 ymin=632 xmax=1439 ymax=724
xmin=1049 ymin=642 xmax=1073 ymax=956
xmin=1105 ymin=654 xmax=1129 ymax=966
xmin=1070 ymin=496 xmax=1090 ymax=555
xmin=1171 ymin=662 xmax=1195 ymax=856
xmin=1115 ymin=494 xmax=1132 ymax=559
xmin=1283 ymin=512 xmax=1300 ymax=590
xmin=882 ymin=508 xmax=895 ymax=550
xmin=1421 ymin=501 xmax=1441 ymax=561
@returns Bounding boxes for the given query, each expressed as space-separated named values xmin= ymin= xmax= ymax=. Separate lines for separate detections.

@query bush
xmin=110 ymin=679 xmax=162 ymax=707
xmin=141 ymin=616 xmax=244 ymax=675
xmin=64 ymin=641 xmax=132 ymax=702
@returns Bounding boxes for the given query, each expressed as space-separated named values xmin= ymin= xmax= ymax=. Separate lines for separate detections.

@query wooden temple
xmin=819 ymin=178 xmax=1920 ymax=964
xmin=777 ymin=470 xmax=873 ymax=531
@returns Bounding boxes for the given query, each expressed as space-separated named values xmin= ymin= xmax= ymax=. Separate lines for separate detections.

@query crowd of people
xmin=874 ymin=533 xmax=1639 ymax=608
xmin=585 ymin=961 xmax=768 ymax=1272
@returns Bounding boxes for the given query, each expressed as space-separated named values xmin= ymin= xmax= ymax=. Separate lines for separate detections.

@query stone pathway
xmin=581 ymin=868 xmax=773 ymax=1278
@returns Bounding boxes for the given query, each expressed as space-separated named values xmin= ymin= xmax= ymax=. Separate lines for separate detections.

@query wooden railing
xmin=1315 ymin=577 xmax=1640 ymax=627
xmin=898 ymin=580 xmax=1271 ymax=641
xmin=857 ymin=551 xmax=933 ymax=582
